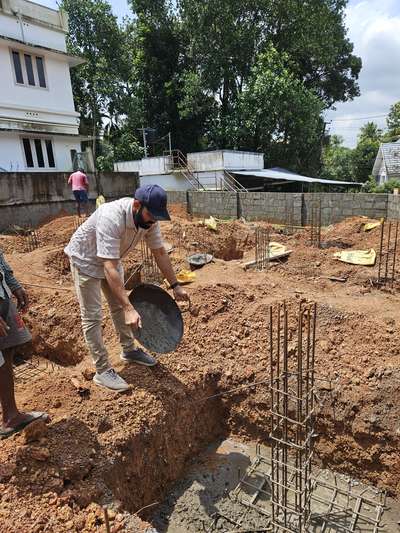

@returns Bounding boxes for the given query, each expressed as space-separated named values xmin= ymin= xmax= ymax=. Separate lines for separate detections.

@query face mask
xmin=134 ymin=206 xmax=153 ymax=230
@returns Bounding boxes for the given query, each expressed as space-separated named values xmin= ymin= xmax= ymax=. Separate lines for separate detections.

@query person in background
xmin=68 ymin=167 xmax=89 ymax=217
xmin=0 ymin=250 xmax=47 ymax=439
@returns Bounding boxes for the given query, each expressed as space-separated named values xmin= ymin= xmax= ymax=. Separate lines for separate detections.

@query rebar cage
xmin=309 ymin=199 xmax=322 ymax=248
xmin=377 ymin=219 xmax=399 ymax=287
xmin=255 ymin=227 xmax=270 ymax=271
xmin=269 ymin=302 xmax=317 ymax=532
xmin=140 ymin=239 xmax=162 ymax=284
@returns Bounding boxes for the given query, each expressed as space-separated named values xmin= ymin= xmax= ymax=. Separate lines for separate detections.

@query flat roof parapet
xmin=0 ymin=0 xmax=69 ymax=33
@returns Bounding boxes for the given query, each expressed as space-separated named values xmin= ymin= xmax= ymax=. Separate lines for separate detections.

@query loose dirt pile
xmin=0 ymin=210 xmax=399 ymax=532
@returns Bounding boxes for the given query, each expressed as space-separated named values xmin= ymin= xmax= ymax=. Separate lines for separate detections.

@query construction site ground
xmin=0 ymin=206 xmax=399 ymax=532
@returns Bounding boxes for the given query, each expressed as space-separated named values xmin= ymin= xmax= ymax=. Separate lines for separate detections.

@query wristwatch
xmin=170 ymin=281 xmax=180 ymax=290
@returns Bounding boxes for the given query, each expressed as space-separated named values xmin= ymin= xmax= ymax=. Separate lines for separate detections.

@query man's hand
xmin=0 ymin=317 xmax=10 ymax=337
xmin=13 ymin=287 xmax=29 ymax=312
xmin=173 ymin=285 xmax=190 ymax=302
xmin=124 ymin=305 xmax=142 ymax=330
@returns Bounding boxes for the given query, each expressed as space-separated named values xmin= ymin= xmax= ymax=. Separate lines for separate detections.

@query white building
xmin=0 ymin=0 xmax=83 ymax=172
xmin=115 ymin=150 xmax=264 ymax=191
xmin=372 ymin=140 xmax=400 ymax=186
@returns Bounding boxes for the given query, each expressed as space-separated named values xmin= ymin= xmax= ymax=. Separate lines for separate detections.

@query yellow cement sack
xmin=204 ymin=216 xmax=218 ymax=231
xmin=333 ymin=249 xmax=376 ymax=266
xmin=363 ymin=221 xmax=381 ymax=232
xmin=269 ymin=242 xmax=288 ymax=258
xmin=96 ymin=195 xmax=106 ymax=208
xmin=176 ymin=270 xmax=196 ymax=284
xmin=165 ymin=270 xmax=196 ymax=287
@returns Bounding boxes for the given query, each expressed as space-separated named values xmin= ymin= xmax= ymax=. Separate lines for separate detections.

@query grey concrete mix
xmin=151 ymin=438 xmax=400 ymax=533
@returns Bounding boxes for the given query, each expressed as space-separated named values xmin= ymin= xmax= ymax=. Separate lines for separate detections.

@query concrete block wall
xmin=239 ymin=192 xmax=303 ymax=225
xmin=189 ymin=191 xmax=238 ymax=218
xmin=303 ymin=193 xmax=388 ymax=225
xmin=0 ymin=171 xmax=138 ymax=231
xmin=167 ymin=191 xmax=188 ymax=205
xmin=172 ymin=191 xmax=400 ymax=225
xmin=387 ymin=195 xmax=400 ymax=220
xmin=99 ymin=172 xmax=138 ymax=200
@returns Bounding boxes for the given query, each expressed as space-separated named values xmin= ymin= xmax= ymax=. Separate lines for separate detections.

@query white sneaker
xmin=93 ymin=369 xmax=130 ymax=392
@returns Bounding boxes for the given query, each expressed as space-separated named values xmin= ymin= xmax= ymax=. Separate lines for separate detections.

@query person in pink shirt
xmin=68 ymin=168 xmax=89 ymax=217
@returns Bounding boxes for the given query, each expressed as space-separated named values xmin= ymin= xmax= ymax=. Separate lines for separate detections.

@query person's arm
xmin=151 ymin=247 xmax=189 ymax=302
xmin=1 ymin=254 xmax=29 ymax=312
xmin=84 ymin=174 xmax=89 ymax=191
xmin=103 ymin=259 xmax=141 ymax=329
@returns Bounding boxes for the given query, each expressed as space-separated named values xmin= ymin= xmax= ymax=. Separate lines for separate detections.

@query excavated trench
xmin=5 ymin=217 xmax=400 ymax=530
xmin=97 ymin=373 xmax=400 ymax=531
xmin=17 ymin=285 xmax=400 ymax=520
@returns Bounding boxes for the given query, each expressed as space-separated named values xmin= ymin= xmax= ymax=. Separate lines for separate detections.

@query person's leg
xmin=0 ymin=348 xmax=19 ymax=427
xmin=0 ymin=348 xmax=45 ymax=431
xmin=73 ymin=191 xmax=81 ymax=217
xmin=101 ymin=277 xmax=136 ymax=353
xmin=71 ymin=264 xmax=110 ymax=374
xmin=82 ymin=192 xmax=89 ymax=217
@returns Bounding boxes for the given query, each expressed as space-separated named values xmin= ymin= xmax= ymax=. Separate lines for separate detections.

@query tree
xmin=127 ymin=0 xmax=190 ymax=151
xmin=61 ymin=0 xmax=128 ymax=165
xmin=320 ymin=135 xmax=354 ymax=182
xmin=386 ymin=101 xmax=400 ymax=139
xmin=230 ymin=47 xmax=325 ymax=175
xmin=62 ymin=0 xmax=362 ymax=170
xmin=266 ymin=0 xmax=361 ymax=106
xmin=176 ymin=0 xmax=360 ymax=162
xmin=178 ymin=0 xmax=361 ymax=112
xmin=352 ymin=122 xmax=381 ymax=183
xmin=358 ymin=122 xmax=382 ymax=143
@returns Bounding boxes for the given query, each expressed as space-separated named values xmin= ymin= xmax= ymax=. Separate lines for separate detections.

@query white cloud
xmin=326 ymin=0 xmax=400 ymax=147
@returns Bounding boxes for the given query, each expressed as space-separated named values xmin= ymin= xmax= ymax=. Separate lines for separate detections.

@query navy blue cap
xmin=135 ymin=184 xmax=171 ymax=221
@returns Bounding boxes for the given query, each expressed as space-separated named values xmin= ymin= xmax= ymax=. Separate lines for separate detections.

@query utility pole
xmin=138 ymin=126 xmax=148 ymax=158
xmin=319 ymin=120 xmax=331 ymax=173
xmin=168 ymin=132 xmax=172 ymax=155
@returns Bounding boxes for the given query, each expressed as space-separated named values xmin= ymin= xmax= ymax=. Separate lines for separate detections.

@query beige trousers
xmin=70 ymin=263 xmax=136 ymax=373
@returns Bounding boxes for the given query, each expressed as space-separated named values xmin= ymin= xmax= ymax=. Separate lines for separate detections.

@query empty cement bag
xmin=333 ymin=249 xmax=376 ymax=266
xmin=204 ymin=216 xmax=218 ymax=231
xmin=363 ymin=221 xmax=381 ymax=232
xmin=269 ymin=242 xmax=291 ymax=259
xmin=96 ymin=195 xmax=106 ymax=208
xmin=165 ymin=270 xmax=196 ymax=286
xmin=129 ymin=283 xmax=184 ymax=354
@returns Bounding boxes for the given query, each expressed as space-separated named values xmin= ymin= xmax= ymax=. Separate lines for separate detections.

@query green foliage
xmin=365 ymin=177 xmax=400 ymax=193
xmin=230 ymin=46 xmax=325 ymax=174
xmin=387 ymin=102 xmax=400 ymax=137
xmin=351 ymin=122 xmax=381 ymax=183
xmin=320 ymin=113 xmax=400 ymax=187
xmin=320 ymin=135 xmax=354 ymax=182
xmin=96 ymin=143 xmax=115 ymax=172
xmin=62 ymin=0 xmax=362 ymax=172
xmin=61 ymin=0 xmax=125 ymax=121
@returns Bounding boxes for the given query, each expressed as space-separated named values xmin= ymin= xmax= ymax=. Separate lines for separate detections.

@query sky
xmin=38 ymin=0 xmax=399 ymax=148
xmin=325 ymin=0 xmax=400 ymax=147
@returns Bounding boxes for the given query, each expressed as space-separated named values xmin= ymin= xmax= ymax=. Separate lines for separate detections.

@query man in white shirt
xmin=65 ymin=185 xmax=189 ymax=392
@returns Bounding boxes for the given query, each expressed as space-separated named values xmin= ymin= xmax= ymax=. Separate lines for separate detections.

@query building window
xmin=22 ymin=138 xmax=34 ymax=168
xmin=11 ymin=50 xmax=47 ymax=88
xmin=36 ymin=57 xmax=46 ymax=88
xmin=46 ymin=140 xmax=55 ymax=168
xmin=22 ymin=138 xmax=56 ymax=169
xmin=12 ymin=51 xmax=24 ymax=84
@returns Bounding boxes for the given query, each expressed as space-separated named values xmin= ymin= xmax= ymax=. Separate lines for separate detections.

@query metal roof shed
xmin=231 ymin=167 xmax=362 ymax=191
